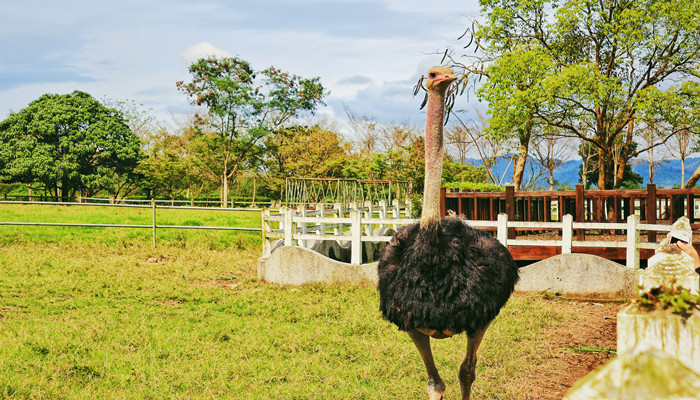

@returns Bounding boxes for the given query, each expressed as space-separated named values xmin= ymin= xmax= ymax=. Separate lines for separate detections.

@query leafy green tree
xmin=636 ymin=82 xmax=700 ymax=188
xmin=263 ymin=125 xmax=352 ymax=198
xmin=176 ymin=57 xmax=326 ymax=206
xmin=0 ymin=91 xmax=142 ymax=199
xmin=453 ymin=0 xmax=700 ymax=189
xmin=138 ymin=130 xmax=200 ymax=199
xmin=478 ymin=45 xmax=554 ymax=190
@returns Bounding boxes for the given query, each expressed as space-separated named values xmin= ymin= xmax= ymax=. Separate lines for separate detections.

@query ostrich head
xmin=425 ymin=67 xmax=457 ymax=92
xmin=420 ymin=67 xmax=457 ymax=230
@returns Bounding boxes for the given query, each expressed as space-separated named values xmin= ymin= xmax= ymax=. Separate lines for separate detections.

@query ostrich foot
xmin=427 ymin=379 xmax=446 ymax=400
xmin=459 ymin=325 xmax=489 ymax=400
xmin=408 ymin=330 xmax=446 ymax=400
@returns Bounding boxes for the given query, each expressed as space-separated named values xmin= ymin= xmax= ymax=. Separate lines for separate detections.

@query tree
xmin=636 ymin=82 xmax=700 ymax=188
xmin=530 ymin=129 xmax=575 ymax=191
xmin=0 ymin=91 xmax=142 ymax=199
xmin=450 ymin=111 xmax=510 ymax=186
xmin=478 ymin=45 xmax=554 ymax=190
xmin=176 ymin=56 xmax=326 ymax=206
xmin=452 ymin=0 xmax=700 ymax=189
xmin=264 ymin=125 xmax=352 ymax=196
xmin=138 ymin=129 xmax=199 ymax=199
xmin=668 ymin=128 xmax=699 ymax=187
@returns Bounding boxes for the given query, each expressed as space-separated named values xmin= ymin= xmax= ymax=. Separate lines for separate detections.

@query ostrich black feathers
xmin=378 ymin=218 xmax=519 ymax=337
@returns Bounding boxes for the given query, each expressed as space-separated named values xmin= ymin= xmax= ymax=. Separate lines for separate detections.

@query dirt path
xmin=517 ymin=299 xmax=621 ymax=400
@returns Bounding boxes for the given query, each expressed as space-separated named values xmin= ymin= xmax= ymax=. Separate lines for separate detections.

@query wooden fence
xmin=442 ymin=184 xmax=700 ymax=242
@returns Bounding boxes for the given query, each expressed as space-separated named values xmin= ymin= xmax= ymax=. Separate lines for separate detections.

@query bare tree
xmin=344 ymin=105 xmax=380 ymax=156
xmin=450 ymin=108 xmax=511 ymax=186
xmin=445 ymin=124 xmax=472 ymax=164
xmin=379 ymin=121 xmax=419 ymax=150
xmin=637 ymin=125 xmax=670 ymax=184
xmin=667 ymin=128 xmax=699 ymax=187
xmin=530 ymin=131 xmax=575 ymax=190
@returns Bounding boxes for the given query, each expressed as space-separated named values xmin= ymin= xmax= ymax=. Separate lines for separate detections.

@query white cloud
xmin=180 ymin=42 xmax=233 ymax=64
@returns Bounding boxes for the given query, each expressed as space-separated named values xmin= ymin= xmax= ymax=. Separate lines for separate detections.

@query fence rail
xmin=0 ymin=200 xmax=262 ymax=246
xmin=442 ymin=184 xmax=700 ymax=244
xmin=0 ymin=195 xmax=277 ymax=208
xmin=263 ymin=208 xmax=678 ymax=268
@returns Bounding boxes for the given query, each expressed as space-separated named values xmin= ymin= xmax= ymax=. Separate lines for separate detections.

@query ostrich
xmin=377 ymin=67 xmax=519 ymax=400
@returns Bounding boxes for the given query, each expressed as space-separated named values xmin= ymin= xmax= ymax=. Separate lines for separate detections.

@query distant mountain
xmin=463 ymin=157 xmax=699 ymax=189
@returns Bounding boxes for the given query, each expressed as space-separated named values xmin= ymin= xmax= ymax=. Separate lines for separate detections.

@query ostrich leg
xmin=407 ymin=330 xmax=446 ymax=400
xmin=458 ymin=325 xmax=489 ymax=400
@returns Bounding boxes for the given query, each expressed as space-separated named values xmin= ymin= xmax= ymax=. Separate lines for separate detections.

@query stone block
xmin=617 ymin=303 xmax=700 ymax=372
xmin=257 ymin=245 xmax=378 ymax=285
xmin=515 ymin=253 xmax=642 ymax=299
xmin=564 ymin=347 xmax=700 ymax=400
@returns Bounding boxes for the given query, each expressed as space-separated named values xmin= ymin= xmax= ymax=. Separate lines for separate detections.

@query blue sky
xmin=1 ymin=0 xmax=481 ymax=131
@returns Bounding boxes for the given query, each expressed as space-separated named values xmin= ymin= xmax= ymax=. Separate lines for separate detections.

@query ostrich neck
xmin=420 ymin=88 xmax=446 ymax=229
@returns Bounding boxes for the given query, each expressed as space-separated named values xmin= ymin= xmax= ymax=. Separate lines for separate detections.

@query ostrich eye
xmin=429 ymin=72 xmax=437 ymax=79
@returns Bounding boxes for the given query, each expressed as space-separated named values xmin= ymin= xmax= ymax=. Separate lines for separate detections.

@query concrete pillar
xmin=351 ymin=210 xmax=362 ymax=265
xmin=626 ymin=214 xmax=640 ymax=269
xmin=562 ymin=214 xmax=573 ymax=254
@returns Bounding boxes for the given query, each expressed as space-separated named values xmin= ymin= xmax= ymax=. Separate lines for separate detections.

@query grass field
xmin=1 ymin=204 xmax=574 ymax=399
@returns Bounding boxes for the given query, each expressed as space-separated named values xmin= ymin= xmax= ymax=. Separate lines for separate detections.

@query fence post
xmin=317 ymin=203 xmax=326 ymax=237
xmin=365 ymin=202 xmax=373 ymax=236
xmin=351 ymin=209 xmax=362 ymax=265
xmin=497 ymin=213 xmax=508 ymax=246
xmin=575 ymin=184 xmax=585 ymax=241
xmin=334 ymin=203 xmax=344 ymax=235
xmin=151 ymin=198 xmax=157 ymax=247
xmin=393 ymin=200 xmax=400 ymax=230
xmin=300 ymin=205 xmax=308 ymax=248
xmin=261 ymin=209 xmax=271 ymax=257
xmin=440 ymin=187 xmax=446 ymax=218
xmin=646 ymin=183 xmax=657 ymax=243
xmin=379 ymin=201 xmax=388 ymax=229
xmin=562 ymin=214 xmax=573 ymax=254
xmin=505 ymin=186 xmax=515 ymax=239
xmin=284 ymin=208 xmax=295 ymax=246
xmin=626 ymin=214 xmax=640 ymax=269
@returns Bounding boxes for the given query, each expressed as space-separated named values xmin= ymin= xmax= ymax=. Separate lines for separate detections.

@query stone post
xmin=617 ymin=216 xmax=700 ymax=372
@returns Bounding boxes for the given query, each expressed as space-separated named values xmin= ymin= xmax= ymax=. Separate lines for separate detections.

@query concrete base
xmin=617 ymin=304 xmax=700 ymax=372
xmin=260 ymin=247 xmax=642 ymax=301
xmin=563 ymin=347 xmax=700 ymax=400
xmin=258 ymin=246 xmax=378 ymax=285
xmin=515 ymin=254 xmax=642 ymax=299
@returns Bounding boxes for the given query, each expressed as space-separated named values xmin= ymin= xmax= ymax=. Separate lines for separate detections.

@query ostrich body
xmin=377 ymin=67 xmax=519 ymax=400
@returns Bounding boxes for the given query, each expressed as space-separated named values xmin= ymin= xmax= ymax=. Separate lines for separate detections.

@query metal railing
xmin=0 ymin=195 xmax=277 ymax=209
xmin=0 ymin=200 xmax=263 ymax=246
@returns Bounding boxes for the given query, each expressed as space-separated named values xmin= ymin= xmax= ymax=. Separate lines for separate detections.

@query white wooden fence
xmin=262 ymin=201 xmax=412 ymax=264
xmin=262 ymin=208 xmax=674 ymax=268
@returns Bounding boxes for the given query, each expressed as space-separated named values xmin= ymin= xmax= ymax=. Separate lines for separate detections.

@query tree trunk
xmin=681 ymin=157 xmax=686 ymax=187
xmin=685 ymin=164 xmax=700 ymax=188
xmin=252 ymin=176 xmax=257 ymax=206
xmin=512 ymin=151 xmax=527 ymax=191
xmin=614 ymin=113 xmax=635 ymax=189
xmin=222 ymin=174 xmax=228 ymax=208
xmin=598 ymin=147 xmax=608 ymax=190
xmin=512 ymin=119 xmax=532 ymax=191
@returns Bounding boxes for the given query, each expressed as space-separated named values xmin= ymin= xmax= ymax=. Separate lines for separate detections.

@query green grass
xmin=0 ymin=204 xmax=576 ymax=399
